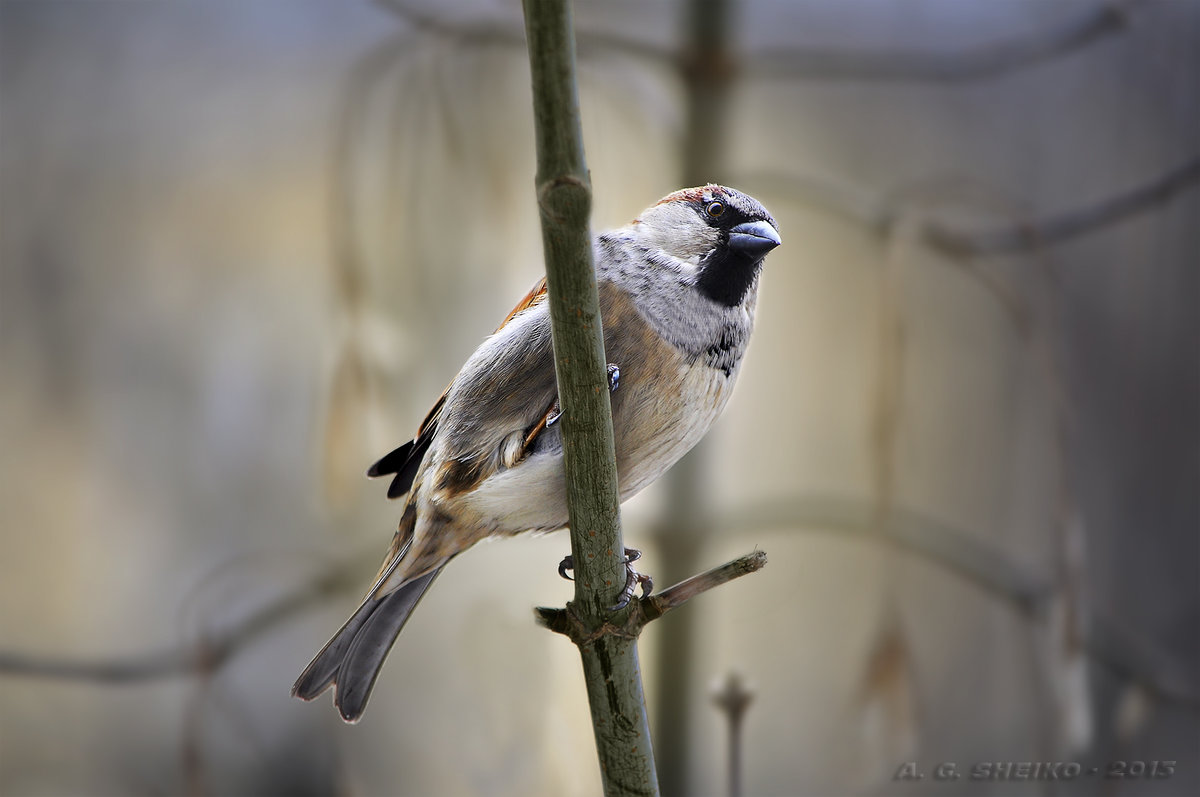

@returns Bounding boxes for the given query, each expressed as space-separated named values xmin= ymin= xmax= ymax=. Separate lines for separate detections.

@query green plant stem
xmin=521 ymin=1 xmax=659 ymax=794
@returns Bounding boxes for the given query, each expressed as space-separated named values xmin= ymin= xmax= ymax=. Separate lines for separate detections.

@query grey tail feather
xmin=291 ymin=566 xmax=443 ymax=723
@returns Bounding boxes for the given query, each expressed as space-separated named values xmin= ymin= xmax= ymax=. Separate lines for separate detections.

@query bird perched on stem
xmin=293 ymin=185 xmax=780 ymax=722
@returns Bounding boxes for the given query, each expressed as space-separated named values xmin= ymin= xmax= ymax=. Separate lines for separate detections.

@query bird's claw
xmin=559 ymin=547 xmax=653 ymax=610
xmin=546 ymin=363 xmax=619 ymax=429
xmin=610 ymin=547 xmax=652 ymax=611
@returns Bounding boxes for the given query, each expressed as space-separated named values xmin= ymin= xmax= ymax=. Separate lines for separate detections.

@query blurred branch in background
xmin=738 ymin=153 xmax=1200 ymax=746
xmin=323 ymin=29 xmax=417 ymax=505
xmin=711 ymin=672 xmax=754 ymax=797
xmin=716 ymin=493 xmax=1200 ymax=713
xmin=750 ymin=0 xmax=1146 ymax=82
xmin=0 ymin=553 xmax=368 ymax=684
xmin=652 ymin=0 xmax=734 ymax=792
xmin=4 ymin=496 xmax=1194 ymax=708
xmin=922 ymin=157 xmax=1200 ymax=257
xmin=374 ymin=0 xmax=674 ymax=64
xmin=741 ymin=155 xmax=1200 ymax=259
xmin=374 ymin=0 xmax=1147 ymax=84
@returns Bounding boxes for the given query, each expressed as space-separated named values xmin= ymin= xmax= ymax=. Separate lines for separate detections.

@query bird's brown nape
xmin=654 ymin=184 xmax=722 ymax=207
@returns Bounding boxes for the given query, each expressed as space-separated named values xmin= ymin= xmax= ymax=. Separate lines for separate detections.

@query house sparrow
xmin=293 ymin=185 xmax=780 ymax=722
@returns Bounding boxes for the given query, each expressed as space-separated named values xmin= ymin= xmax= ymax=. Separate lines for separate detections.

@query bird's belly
xmin=455 ymin=450 xmax=571 ymax=533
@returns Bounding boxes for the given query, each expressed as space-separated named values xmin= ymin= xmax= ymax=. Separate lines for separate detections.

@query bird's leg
xmin=610 ymin=547 xmax=653 ymax=611
xmin=559 ymin=547 xmax=652 ymax=609
xmin=606 ymin=362 xmax=620 ymax=392
xmin=546 ymin=362 xmax=620 ymax=428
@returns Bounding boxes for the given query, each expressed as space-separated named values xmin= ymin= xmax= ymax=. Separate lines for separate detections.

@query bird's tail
xmin=291 ymin=564 xmax=443 ymax=723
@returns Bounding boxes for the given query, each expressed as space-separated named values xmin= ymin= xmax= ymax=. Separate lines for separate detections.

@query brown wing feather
xmin=520 ymin=401 xmax=559 ymax=457
xmin=496 ymin=276 xmax=548 ymax=331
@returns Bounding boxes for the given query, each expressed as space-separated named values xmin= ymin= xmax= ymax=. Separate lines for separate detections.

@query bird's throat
xmin=696 ymin=250 xmax=762 ymax=307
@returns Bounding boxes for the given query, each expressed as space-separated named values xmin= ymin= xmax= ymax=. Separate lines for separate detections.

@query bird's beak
xmin=729 ymin=220 xmax=781 ymax=259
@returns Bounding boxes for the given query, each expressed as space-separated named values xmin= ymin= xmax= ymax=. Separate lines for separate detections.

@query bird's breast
xmin=611 ymin=354 xmax=734 ymax=499
xmin=599 ymin=279 xmax=740 ymax=499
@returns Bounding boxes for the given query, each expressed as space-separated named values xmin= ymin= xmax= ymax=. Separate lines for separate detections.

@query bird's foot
xmin=611 ymin=547 xmax=652 ymax=610
xmin=545 ymin=363 xmax=619 ymax=429
xmin=557 ymin=547 xmax=652 ymax=610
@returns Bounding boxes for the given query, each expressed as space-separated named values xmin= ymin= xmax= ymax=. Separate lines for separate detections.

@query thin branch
xmin=373 ymin=0 xmax=524 ymax=48
xmin=742 ymin=155 xmax=1200 ymax=260
xmin=328 ymin=32 xmax=413 ymax=312
xmin=374 ymin=0 xmax=1142 ymax=85
xmin=523 ymin=1 xmax=623 ymax=622
xmin=714 ymin=493 xmax=1200 ymax=712
xmin=373 ymin=0 xmax=675 ymax=65
xmin=749 ymin=0 xmax=1143 ymax=83
xmin=0 ymin=645 xmax=206 ymax=684
xmin=1089 ymin=606 xmax=1200 ymax=712
xmin=535 ymin=551 xmax=767 ymax=638
xmin=640 ymin=551 xmax=766 ymax=624
xmin=923 ymin=156 xmax=1200 ymax=257
xmin=657 ymin=4 xmax=735 ymax=791
xmin=720 ymin=494 xmax=1052 ymax=614
xmin=711 ymin=672 xmax=754 ymax=797
xmin=0 ymin=555 xmax=364 ymax=684
xmin=522 ymin=2 xmax=658 ymax=794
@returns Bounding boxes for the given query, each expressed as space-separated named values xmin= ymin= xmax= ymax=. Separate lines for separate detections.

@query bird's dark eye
xmin=705 ymin=200 xmax=725 ymax=219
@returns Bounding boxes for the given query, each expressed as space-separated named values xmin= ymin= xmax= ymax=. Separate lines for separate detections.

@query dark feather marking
xmin=386 ymin=445 xmax=428 ymax=499
xmin=435 ymin=457 xmax=488 ymax=497
xmin=367 ymin=395 xmax=446 ymax=499
xmin=696 ymin=246 xmax=762 ymax=308
xmin=366 ymin=439 xmax=415 ymax=478
xmin=704 ymin=322 xmax=749 ymax=376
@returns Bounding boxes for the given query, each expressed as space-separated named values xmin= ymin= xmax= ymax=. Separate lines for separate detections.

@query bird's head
xmin=631 ymin=184 xmax=781 ymax=307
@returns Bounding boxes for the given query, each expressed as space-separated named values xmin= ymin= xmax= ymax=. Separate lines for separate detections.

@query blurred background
xmin=1 ymin=1 xmax=1197 ymax=795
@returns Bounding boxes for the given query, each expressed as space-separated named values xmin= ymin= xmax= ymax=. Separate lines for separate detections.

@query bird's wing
xmin=364 ymin=276 xmax=552 ymax=499
xmin=429 ymin=277 xmax=562 ymax=496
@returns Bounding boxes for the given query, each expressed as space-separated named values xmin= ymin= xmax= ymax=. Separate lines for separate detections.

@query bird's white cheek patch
xmin=639 ymin=203 xmax=720 ymax=263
